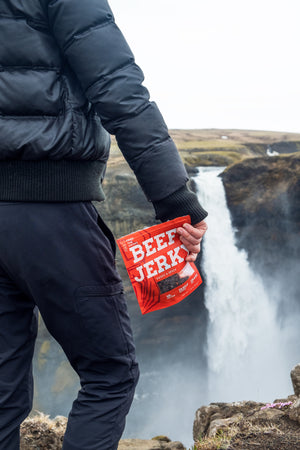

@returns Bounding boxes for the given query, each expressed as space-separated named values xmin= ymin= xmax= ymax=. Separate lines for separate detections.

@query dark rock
xmin=193 ymin=394 xmax=300 ymax=448
xmin=289 ymin=398 xmax=300 ymax=425
xmin=185 ymin=165 xmax=199 ymax=175
xmin=269 ymin=141 xmax=300 ymax=154
xmin=221 ymin=153 xmax=300 ymax=314
xmin=193 ymin=404 xmax=220 ymax=440
xmin=193 ymin=401 xmax=264 ymax=441
xmin=221 ymin=154 xmax=300 ymax=231
xmin=291 ymin=364 xmax=300 ymax=397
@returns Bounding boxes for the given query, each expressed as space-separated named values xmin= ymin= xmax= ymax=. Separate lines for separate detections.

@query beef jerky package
xmin=117 ymin=215 xmax=202 ymax=314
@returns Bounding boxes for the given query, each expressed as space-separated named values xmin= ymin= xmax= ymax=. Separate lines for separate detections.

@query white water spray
xmin=195 ymin=167 xmax=291 ymax=402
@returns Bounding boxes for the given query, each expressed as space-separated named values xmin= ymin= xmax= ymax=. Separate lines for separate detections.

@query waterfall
xmin=194 ymin=167 xmax=291 ymax=402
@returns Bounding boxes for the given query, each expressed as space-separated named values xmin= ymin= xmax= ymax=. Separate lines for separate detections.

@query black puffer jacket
xmin=0 ymin=0 xmax=207 ymax=223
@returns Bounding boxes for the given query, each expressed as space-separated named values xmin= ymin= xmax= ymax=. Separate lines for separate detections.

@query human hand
xmin=177 ymin=220 xmax=208 ymax=262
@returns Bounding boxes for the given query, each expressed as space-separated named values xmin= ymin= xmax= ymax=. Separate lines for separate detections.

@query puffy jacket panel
xmin=0 ymin=1 xmax=47 ymax=24
xmin=0 ymin=17 xmax=62 ymax=67
xmin=0 ymin=70 xmax=63 ymax=116
xmin=0 ymin=1 xmax=110 ymax=162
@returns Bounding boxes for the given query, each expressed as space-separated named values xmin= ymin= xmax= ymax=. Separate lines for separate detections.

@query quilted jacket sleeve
xmin=46 ymin=0 xmax=207 ymax=222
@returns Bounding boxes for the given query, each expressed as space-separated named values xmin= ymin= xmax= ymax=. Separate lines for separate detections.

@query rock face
xmin=20 ymin=417 xmax=185 ymax=450
xmin=193 ymin=398 xmax=300 ymax=449
xmin=289 ymin=398 xmax=300 ymax=425
xmin=221 ymin=153 xmax=300 ymax=323
xmin=193 ymin=401 xmax=264 ymax=441
xmin=221 ymin=154 xmax=300 ymax=268
xmin=291 ymin=364 xmax=300 ymax=397
xmin=221 ymin=154 xmax=300 ymax=232
xmin=193 ymin=365 xmax=300 ymax=449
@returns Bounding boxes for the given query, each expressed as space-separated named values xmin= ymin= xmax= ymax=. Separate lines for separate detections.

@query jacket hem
xmin=0 ymin=160 xmax=106 ymax=202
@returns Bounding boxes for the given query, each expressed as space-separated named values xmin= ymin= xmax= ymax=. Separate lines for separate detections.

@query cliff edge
xmin=193 ymin=364 xmax=300 ymax=449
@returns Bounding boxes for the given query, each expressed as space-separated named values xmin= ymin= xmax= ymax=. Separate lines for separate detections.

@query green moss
xmin=51 ymin=361 xmax=77 ymax=393
xmin=244 ymin=143 xmax=267 ymax=155
xmin=37 ymin=340 xmax=51 ymax=370
xmin=152 ymin=435 xmax=171 ymax=442
xmin=194 ymin=428 xmax=233 ymax=449
xmin=177 ymin=139 xmax=246 ymax=152
xmin=181 ymin=151 xmax=247 ymax=167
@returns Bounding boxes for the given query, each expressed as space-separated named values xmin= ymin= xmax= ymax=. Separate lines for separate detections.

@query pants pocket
xmin=75 ymin=283 xmax=135 ymax=357
xmin=88 ymin=202 xmax=117 ymax=258
xmin=96 ymin=213 xmax=116 ymax=258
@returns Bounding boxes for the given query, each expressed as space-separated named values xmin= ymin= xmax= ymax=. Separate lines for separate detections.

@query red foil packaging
xmin=117 ymin=215 xmax=202 ymax=314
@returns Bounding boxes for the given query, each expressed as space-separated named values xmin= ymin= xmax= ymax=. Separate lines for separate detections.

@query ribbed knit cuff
xmin=0 ymin=160 xmax=106 ymax=202
xmin=153 ymin=185 xmax=208 ymax=225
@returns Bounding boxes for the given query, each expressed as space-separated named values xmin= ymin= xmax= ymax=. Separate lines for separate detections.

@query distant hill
xmin=109 ymin=128 xmax=300 ymax=168
xmin=169 ymin=128 xmax=300 ymax=167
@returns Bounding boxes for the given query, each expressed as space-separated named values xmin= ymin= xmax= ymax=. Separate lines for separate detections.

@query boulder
xmin=165 ymin=443 xmax=185 ymax=450
xmin=288 ymin=398 xmax=300 ymax=425
xmin=193 ymin=401 xmax=264 ymax=441
xmin=192 ymin=388 xmax=300 ymax=449
xmin=207 ymin=415 xmax=241 ymax=438
xmin=20 ymin=414 xmax=67 ymax=450
xmin=252 ymin=408 xmax=285 ymax=421
xmin=291 ymin=363 xmax=300 ymax=397
xmin=193 ymin=404 xmax=220 ymax=440
xmin=193 ymin=398 xmax=299 ymax=441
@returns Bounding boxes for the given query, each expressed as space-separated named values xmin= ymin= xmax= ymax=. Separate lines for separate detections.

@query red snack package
xmin=117 ymin=215 xmax=202 ymax=314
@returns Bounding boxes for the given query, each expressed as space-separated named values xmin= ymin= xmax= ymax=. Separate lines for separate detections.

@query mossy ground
xmin=191 ymin=418 xmax=300 ymax=450
xmin=181 ymin=150 xmax=247 ymax=167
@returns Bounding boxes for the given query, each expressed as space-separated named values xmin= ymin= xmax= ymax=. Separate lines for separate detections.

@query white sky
xmin=109 ymin=0 xmax=300 ymax=132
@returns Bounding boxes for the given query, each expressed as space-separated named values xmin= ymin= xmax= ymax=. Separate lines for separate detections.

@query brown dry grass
xmin=193 ymin=421 xmax=283 ymax=450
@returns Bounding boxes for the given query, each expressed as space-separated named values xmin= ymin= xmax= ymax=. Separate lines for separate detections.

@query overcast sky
xmin=109 ymin=0 xmax=300 ymax=132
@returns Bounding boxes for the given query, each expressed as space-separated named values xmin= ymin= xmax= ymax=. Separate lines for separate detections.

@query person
xmin=0 ymin=1 xmax=208 ymax=449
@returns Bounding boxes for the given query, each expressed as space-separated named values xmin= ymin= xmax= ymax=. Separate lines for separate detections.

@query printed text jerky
xmin=117 ymin=216 xmax=202 ymax=314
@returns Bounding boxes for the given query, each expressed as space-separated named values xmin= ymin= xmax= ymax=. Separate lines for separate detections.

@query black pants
xmin=0 ymin=201 xmax=139 ymax=450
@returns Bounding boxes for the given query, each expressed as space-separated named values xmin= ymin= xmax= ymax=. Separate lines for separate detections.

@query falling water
xmin=194 ymin=167 xmax=292 ymax=402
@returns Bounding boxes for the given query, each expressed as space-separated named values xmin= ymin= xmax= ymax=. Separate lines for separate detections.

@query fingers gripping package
xmin=117 ymin=216 xmax=203 ymax=314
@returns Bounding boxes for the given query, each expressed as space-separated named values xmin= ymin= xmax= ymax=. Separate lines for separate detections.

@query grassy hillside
xmin=170 ymin=129 xmax=300 ymax=166
xmin=109 ymin=129 xmax=300 ymax=168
